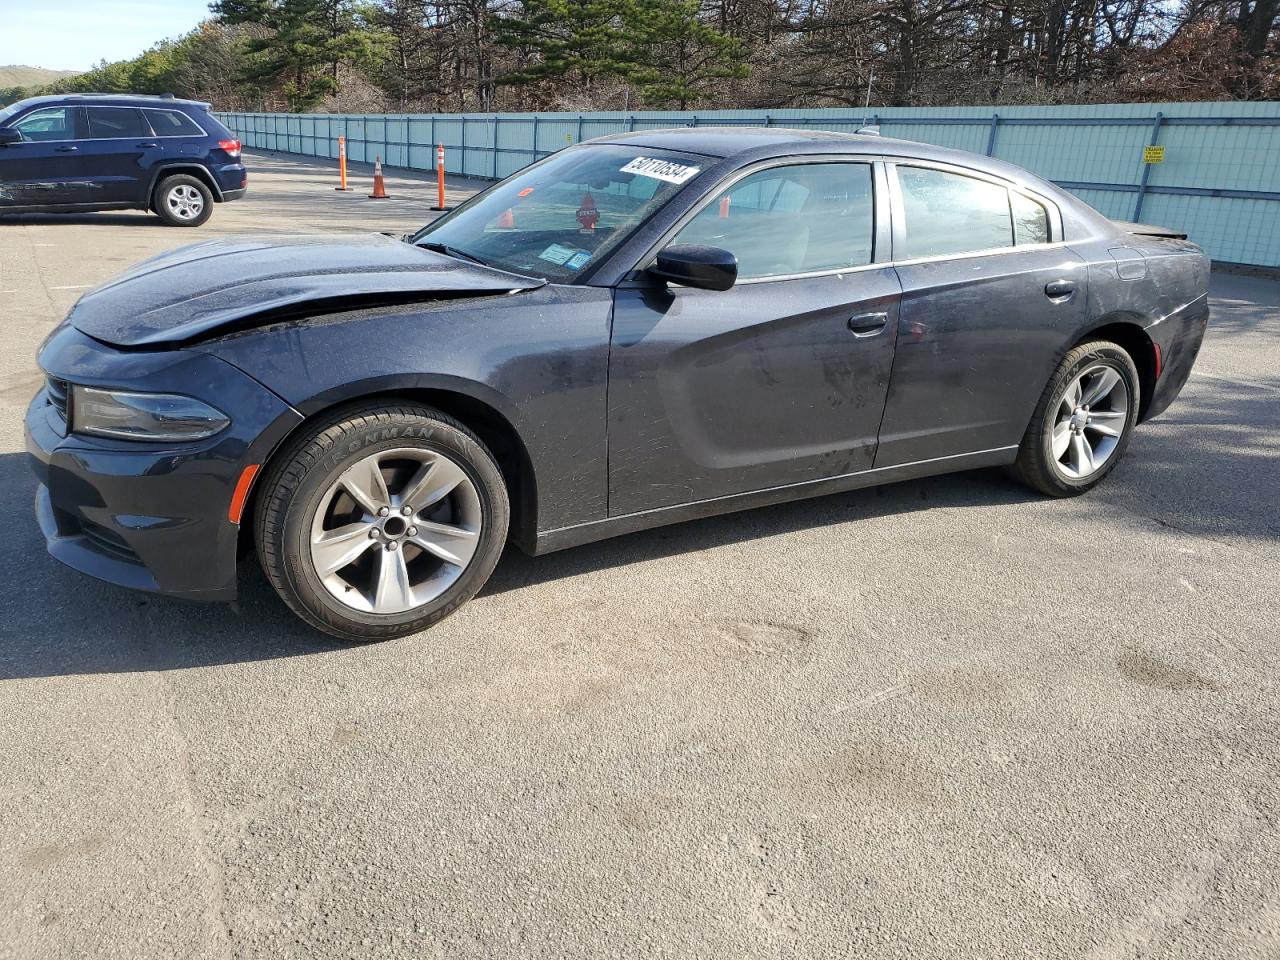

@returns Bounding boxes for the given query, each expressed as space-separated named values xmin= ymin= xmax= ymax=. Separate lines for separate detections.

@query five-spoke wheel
xmin=310 ymin=448 xmax=482 ymax=614
xmin=1051 ymin=363 xmax=1130 ymax=479
xmin=1011 ymin=339 xmax=1140 ymax=497
xmin=255 ymin=403 xmax=509 ymax=641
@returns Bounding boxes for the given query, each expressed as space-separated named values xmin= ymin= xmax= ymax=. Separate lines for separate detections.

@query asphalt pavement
xmin=1 ymin=151 xmax=1277 ymax=960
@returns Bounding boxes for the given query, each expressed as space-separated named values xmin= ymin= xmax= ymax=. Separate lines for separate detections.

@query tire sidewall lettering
xmin=323 ymin=423 xmax=443 ymax=473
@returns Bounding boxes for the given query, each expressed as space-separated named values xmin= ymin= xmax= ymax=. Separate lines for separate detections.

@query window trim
xmin=4 ymin=104 xmax=208 ymax=143
xmin=626 ymin=155 xmax=891 ymax=286
xmin=886 ymin=159 xmax=1064 ymax=265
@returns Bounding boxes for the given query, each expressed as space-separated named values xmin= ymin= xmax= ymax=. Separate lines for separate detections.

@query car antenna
xmin=857 ymin=67 xmax=880 ymax=136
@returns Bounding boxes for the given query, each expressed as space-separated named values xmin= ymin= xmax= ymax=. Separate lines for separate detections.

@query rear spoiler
xmin=1112 ymin=220 xmax=1188 ymax=240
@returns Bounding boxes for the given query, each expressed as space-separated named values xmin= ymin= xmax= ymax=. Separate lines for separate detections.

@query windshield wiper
xmin=417 ymin=241 xmax=488 ymax=267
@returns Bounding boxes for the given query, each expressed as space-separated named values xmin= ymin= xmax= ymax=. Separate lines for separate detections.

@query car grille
xmin=46 ymin=376 xmax=70 ymax=425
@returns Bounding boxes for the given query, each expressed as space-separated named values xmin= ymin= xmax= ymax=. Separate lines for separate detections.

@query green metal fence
xmin=216 ymin=103 xmax=1280 ymax=267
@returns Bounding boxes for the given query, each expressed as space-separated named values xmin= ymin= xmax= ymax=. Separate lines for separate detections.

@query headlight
xmin=71 ymin=386 xmax=230 ymax=441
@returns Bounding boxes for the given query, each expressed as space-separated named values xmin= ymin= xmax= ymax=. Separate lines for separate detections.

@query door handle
xmin=848 ymin=312 xmax=889 ymax=337
xmin=54 ymin=145 xmax=78 ymax=153
xmin=136 ymin=142 xmax=159 ymax=148
xmin=1044 ymin=279 xmax=1076 ymax=299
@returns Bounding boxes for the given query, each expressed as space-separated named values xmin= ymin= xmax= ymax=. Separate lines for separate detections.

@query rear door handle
xmin=136 ymin=142 xmax=159 ymax=148
xmin=848 ymin=312 xmax=889 ymax=337
xmin=54 ymin=145 xmax=78 ymax=153
xmin=1044 ymin=279 xmax=1076 ymax=298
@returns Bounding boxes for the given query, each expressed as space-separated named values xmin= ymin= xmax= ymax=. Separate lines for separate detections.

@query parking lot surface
xmin=1 ymin=152 xmax=1278 ymax=960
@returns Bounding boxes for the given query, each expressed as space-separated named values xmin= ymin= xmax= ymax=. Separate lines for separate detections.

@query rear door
xmin=0 ymin=105 xmax=85 ymax=207
xmin=78 ymin=106 xmax=158 ymax=204
xmin=875 ymin=162 xmax=1089 ymax=466
xmin=608 ymin=159 xmax=901 ymax=516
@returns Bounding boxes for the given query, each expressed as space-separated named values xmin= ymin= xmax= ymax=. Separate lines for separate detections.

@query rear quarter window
xmin=144 ymin=109 xmax=205 ymax=137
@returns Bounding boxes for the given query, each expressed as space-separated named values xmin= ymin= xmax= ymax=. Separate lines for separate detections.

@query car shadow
xmin=0 ymin=447 xmax=1038 ymax=681
xmin=1 ymin=361 xmax=1274 ymax=681
xmin=482 ymin=467 xmax=1039 ymax=597
xmin=0 ymin=211 xmax=165 ymax=228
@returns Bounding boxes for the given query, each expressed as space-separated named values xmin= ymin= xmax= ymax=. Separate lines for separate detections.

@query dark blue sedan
xmin=26 ymin=128 xmax=1209 ymax=640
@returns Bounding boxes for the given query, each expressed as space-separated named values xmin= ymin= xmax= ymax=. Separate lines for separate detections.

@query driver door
xmin=0 ymin=105 xmax=85 ymax=207
xmin=607 ymin=160 xmax=901 ymax=516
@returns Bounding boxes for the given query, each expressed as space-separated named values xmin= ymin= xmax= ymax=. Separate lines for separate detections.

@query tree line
xmin=3 ymin=0 xmax=1276 ymax=113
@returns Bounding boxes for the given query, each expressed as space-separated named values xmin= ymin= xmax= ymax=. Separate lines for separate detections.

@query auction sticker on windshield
xmin=620 ymin=156 xmax=701 ymax=184
xmin=539 ymin=243 xmax=578 ymax=265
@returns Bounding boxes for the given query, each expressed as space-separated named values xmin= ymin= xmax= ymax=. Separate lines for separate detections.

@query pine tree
xmin=214 ymin=0 xmax=385 ymax=109
xmin=625 ymin=0 xmax=746 ymax=107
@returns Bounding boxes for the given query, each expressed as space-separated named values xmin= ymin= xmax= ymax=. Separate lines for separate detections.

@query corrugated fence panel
xmin=216 ymin=104 xmax=1280 ymax=266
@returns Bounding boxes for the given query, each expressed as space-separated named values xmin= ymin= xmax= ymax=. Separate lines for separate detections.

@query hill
xmin=0 ymin=65 xmax=81 ymax=88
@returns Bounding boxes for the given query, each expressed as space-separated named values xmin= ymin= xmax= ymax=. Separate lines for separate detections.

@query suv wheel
xmin=255 ymin=402 xmax=510 ymax=642
xmin=153 ymin=174 xmax=213 ymax=227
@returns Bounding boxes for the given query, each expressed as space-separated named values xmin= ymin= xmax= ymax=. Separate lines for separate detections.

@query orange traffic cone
xmin=368 ymin=156 xmax=390 ymax=199
xmin=495 ymin=207 xmax=515 ymax=229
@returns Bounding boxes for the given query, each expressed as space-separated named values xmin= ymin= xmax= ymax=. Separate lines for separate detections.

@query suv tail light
xmin=218 ymin=138 xmax=241 ymax=158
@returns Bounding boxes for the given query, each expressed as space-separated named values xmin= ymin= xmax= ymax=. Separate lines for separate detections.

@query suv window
xmin=672 ymin=163 xmax=875 ymax=279
xmin=84 ymin=107 xmax=149 ymax=139
xmin=144 ymin=108 xmax=204 ymax=137
xmin=898 ymin=166 xmax=1013 ymax=259
xmin=11 ymin=107 xmax=74 ymax=142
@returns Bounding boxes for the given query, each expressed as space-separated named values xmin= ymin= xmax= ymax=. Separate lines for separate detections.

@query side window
xmin=1012 ymin=191 xmax=1050 ymax=245
xmin=84 ymin=107 xmax=149 ymax=140
xmin=898 ymin=166 xmax=1013 ymax=259
xmin=11 ymin=107 xmax=74 ymax=142
xmin=144 ymin=109 xmax=204 ymax=137
xmin=671 ymin=163 xmax=875 ymax=279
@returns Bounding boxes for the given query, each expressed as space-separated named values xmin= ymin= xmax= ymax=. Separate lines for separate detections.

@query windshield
xmin=0 ymin=101 xmax=29 ymax=125
xmin=413 ymin=144 xmax=707 ymax=282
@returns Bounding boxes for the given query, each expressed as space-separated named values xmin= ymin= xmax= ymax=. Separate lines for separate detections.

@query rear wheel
xmin=255 ymin=402 xmax=509 ymax=641
xmin=153 ymin=174 xmax=213 ymax=227
xmin=1010 ymin=340 xmax=1140 ymax=497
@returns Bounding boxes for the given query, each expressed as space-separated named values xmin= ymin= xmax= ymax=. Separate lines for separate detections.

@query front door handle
xmin=136 ymin=142 xmax=159 ymax=148
xmin=1044 ymin=279 xmax=1077 ymax=299
xmin=848 ymin=312 xmax=889 ymax=337
xmin=54 ymin=145 xmax=78 ymax=153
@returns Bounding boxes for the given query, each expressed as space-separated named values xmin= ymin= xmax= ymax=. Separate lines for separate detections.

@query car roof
xmin=7 ymin=93 xmax=211 ymax=111
xmin=589 ymin=125 xmax=1059 ymax=194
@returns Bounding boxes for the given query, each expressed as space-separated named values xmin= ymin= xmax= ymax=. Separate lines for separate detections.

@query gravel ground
xmin=1 ymin=151 xmax=1277 ymax=960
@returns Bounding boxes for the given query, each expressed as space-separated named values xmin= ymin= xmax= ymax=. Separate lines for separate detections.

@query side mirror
xmin=0 ymin=128 xmax=21 ymax=146
xmin=649 ymin=243 xmax=737 ymax=292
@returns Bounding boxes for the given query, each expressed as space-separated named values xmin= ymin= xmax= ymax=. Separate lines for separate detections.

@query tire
xmin=153 ymin=174 xmax=213 ymax=227
xmin=255 ymin=402 xmax=510 ymax=641
xmin=1009 ymin=340 xmax=1140 ymax=497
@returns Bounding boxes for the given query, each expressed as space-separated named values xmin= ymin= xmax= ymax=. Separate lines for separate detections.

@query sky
xmin=0 ymin=0 xmax=213 ymax=72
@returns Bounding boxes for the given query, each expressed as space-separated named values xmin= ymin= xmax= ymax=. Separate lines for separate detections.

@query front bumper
xmin=26 ymin=326 xmax=302 ymax=602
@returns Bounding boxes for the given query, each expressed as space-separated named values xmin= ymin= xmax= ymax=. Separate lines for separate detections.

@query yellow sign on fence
xmin=1143 ymin=145 xmax=1166 ymax=164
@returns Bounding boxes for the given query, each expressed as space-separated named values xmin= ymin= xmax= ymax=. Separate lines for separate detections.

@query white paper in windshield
xmin=619 ymin=156 xmax=701 ymax=184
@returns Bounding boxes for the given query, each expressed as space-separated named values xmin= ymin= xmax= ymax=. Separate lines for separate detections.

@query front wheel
xmin=1010 ymin=340 xmax=1140 ymax=497
xmin=255 ymin=403 xmax=509 ymax=641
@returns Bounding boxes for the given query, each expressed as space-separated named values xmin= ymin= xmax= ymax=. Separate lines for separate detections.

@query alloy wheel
xmin=166 ymin=184 xmax=205 ymax=221
xmin=308 ymin=447 xmax=483 ymax=614
xmin=1051 ymin=363 xmax=1130 ymax=479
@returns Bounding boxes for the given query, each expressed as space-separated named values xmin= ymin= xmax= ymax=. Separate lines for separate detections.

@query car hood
xmin=68 ymin=233 xmax=544 ymax=348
